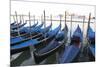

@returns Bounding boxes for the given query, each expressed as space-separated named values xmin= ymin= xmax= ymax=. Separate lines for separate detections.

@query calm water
xmin=11 ymin=17 xmax=95 ymax=38
xmin=10 ymin=14 xmax=95 ymax=43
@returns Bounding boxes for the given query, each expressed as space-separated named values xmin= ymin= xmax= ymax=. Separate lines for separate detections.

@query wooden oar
xmin=15 ymin=11 xmax=22 ymax=40
xmin=28 ymin=12 xmax=36 ymax=63
xmin=33 ymin=15 xmax=35 ymax=24
xmin=70 ymin=14 xmax=73 ymax=43
xmin=22 ymin=14 xmax=24 ymax=24
xmin=86 ymin=13 xmax=91 ymax=59
xmin=64 ymin=11 xmax=68 ymax=43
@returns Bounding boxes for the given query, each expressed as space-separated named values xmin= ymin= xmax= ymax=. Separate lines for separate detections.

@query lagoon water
xmin=11 ymin=16 xmax=95 ymax=38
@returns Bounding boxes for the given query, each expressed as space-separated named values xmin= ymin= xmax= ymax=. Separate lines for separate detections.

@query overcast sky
xmin=11 ymin=0 xmax=95 ymax=34
xmin=11 ymin=1 xmax=95 ymax=17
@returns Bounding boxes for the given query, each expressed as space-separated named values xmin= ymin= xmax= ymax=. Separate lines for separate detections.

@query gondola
xmin=11 ymin=23 xmax=61 ymax=55
xmin=87 ymin=26 xmax=95 ymax=60
xmin=11 ymin=22 xmax=27 ymax=30
xmin=11 ymin=21 xmax=38 ymax=35
xmin=24 ymin=22 xmax=44 ymax=33
xmin=11 ymin=21 xmax=22 ymax=29
xmin=11 ymin=21 xmax=22 ymax=27
xmin=10 ymin=21 xmax=16 ymax=26
xmin=34 ymin=23 xmax=61 ymax=49
xmin=11 ymin=21 xmax=38 ymax=38
xmin=11 ymin=21 xmax=42 ymax=37
xmin=11 ymin=22 xmax=52 ymax=45
xmin=23 ymin=22 xmax=52 ymax=38
xmin=33 ymin=23 xmax=68 ymax=64
xmin=58 ymin=25 xmax=83 ymax=63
